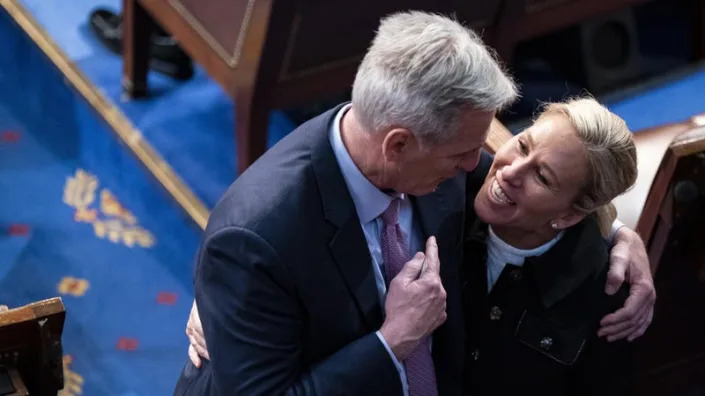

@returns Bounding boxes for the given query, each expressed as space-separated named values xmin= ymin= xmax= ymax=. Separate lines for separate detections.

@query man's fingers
xmin=628 ymin=310 xmax=653 ymax=342
xmin=600 ymin=284 xmax=650 ymax=326
xmin=604 ymin=305 xmax=651 ymax=342
xmin=398 ymin=252 xmax=425 ymax=281
xmin=188 ymin=344 xmax=202 ymax=368
xmin=624 ymin=306 xmax=652 ymax=342
xmin=597 ymin=291 xmax=650 ymax=338
xmin=605 ymin=247 xmax=628 ymax=295
xmin=606 ymin=327 xmax=634 ymax=343
xmin=421 ymin=236 xmax=440 ymax=276
xmin=597 ymin=317 xmax=632 ymax=339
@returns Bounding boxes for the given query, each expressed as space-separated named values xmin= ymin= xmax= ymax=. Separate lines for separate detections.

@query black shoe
xmin=89 ymin=8 xmax=194 ymax=80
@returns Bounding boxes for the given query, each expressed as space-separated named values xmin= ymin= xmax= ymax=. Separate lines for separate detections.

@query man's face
xmin=392 ymin=109 xmax=495 ymax=196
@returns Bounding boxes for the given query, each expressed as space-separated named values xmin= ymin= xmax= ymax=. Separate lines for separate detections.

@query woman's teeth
xmin=491 ymin=179 xmax=515 ymax=205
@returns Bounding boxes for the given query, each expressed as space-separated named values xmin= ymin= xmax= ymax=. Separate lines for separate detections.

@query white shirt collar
xmin=487 ymin=225 xmax=564 ymax=266
xmin=329 ymin=104 xmax=404 ymax=224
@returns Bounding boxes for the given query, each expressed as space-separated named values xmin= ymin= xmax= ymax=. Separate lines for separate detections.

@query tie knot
xmin=381 ymin=198 xmax=401 ymax=226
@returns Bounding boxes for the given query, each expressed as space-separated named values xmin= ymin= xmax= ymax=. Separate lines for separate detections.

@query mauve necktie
xmin=380 ymin=198 xmax=438 ymax=396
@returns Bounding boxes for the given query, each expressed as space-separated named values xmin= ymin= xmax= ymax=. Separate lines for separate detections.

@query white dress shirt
xmin=329 ymin=104 xmax=422 ymax=395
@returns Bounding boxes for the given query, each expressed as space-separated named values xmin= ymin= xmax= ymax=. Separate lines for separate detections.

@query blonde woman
xmin=464 ymin=98 xmax=638 ymax=395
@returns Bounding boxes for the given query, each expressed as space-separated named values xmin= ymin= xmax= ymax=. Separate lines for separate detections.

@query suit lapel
xmin=329 ymin=215 xmax=384 ymax=330
xmin=413 ymin=174 xmax=467 ymax=395
xmin=309 ymin=105 xmax=383 ymax=331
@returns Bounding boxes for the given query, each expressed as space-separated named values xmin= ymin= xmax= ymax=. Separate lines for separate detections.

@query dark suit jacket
xmin=175 ymin=104 xmax=467 ymax=395
xmin=461 ymin=159 xmax=633 ymax=396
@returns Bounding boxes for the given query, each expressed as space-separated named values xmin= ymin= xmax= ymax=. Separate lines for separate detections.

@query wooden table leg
xmin=234 ymin=90 xmax=269 ymax=175
xmin=122 ymin=0 xmax=152 ymax=98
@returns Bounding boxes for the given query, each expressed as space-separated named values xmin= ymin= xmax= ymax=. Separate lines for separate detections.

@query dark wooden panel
xmin=167 ymin=0 xmax=253 ymax=67
xmin=515 ymin=0 xmax=650 ymax=40
xmin=633 ymin=154 xmax=705 ymax=396
xmin=128 ymin=0 xmax=659 ymax=173
xmin=281 ymin=1 xmax=456 ymax=79
xmin=453 ymin=0 xmax=503 ymax=29
xmin=0 ymin=298 xmax=65 ymax=395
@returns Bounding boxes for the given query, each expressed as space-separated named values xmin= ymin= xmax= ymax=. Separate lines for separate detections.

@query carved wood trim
xmin=167 ymin=0 xmax=256 ymax=68
xmin=672 ymin=126 xmax=705 ymax=157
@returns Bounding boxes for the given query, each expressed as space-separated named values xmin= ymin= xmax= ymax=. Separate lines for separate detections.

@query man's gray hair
xmin=352 ymin=11 xmax=518 ymax=144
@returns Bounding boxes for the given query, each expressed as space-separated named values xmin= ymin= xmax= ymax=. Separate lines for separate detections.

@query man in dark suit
xmin=176 ymin=11 xmax=655 ymax=396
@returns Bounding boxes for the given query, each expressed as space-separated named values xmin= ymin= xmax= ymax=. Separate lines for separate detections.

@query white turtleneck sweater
xmin=486 ymin=226 xmax=565 ymax=291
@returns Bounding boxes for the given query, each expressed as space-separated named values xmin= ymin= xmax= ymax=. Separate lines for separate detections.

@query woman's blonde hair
xmin=537 ymin=97 xmax=637 ymax=236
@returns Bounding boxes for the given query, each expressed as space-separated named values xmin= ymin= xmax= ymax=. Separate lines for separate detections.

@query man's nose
xmin=459 ymin=151 xmax=481 ymax=172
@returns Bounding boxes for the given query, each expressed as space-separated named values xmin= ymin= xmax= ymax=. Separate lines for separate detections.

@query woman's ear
xmin=381 ymin=128 xmax=414 ymax=161
xmin=553 ymin=210 xmax=586 ymax=230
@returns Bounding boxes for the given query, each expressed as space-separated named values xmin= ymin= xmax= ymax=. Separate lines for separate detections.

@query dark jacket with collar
xmin=174 ymin=104 xmax=468 ymax=395
xmin=461 ymin=156 xmax=633 ymax=396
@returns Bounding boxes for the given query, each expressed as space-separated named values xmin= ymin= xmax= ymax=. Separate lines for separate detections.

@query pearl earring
xmin=551 ymin=221 xmax=558 ymax=230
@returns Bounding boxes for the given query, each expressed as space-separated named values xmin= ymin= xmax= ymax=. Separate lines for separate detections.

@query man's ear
xmin=381 ymin=128 xmax=414 ymax=162
xmin=554 ymin=210 xmax=586 ymax=230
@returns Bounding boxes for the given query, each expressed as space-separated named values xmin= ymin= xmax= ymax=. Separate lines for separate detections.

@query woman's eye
xmin=537 ymin=172 xmax=549 ymax=186
xmin=518 ymin=140 xmax=528 ymax=154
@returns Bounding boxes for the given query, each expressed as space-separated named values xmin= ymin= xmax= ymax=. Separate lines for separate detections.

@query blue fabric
xmin=18 ymin=0 xmax=296 ymax=208
xmin=3 ymin=0 xmax=705 ymax=393
xmin=607 ymin=66 xmax=705 ymax=131
xmin=0 ymin=9 xmax=201 ymax=394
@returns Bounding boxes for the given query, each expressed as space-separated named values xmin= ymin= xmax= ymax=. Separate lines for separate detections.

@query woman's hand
xmin=186 ymin=300 xmax=209 ymax=367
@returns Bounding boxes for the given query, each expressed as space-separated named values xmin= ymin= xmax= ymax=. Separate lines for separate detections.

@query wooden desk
xmin=613 ymin=114 xmax=705 ymax=270
xmin=0 ymin=298 xmax=65 ymax=395
xmin=624 ymin=116 xmax=705 ymax=396
xmin=122 ymin=0 xmax=650 ymax=174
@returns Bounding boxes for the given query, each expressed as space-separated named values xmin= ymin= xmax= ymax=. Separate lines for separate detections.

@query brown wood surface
xmin=0 ymin=297 xmax=65 ymax=395
xmin=485 ymin=118 xmax=514 ymax=154
xmin=125 ymin=0 xmax=655 ymax=173
xmin=122 ymin=0 xmax=152 ymax=97
xmin=515 ymin=0 xmax=649 ymax=40
xmin=633 ymin=150 xmax=705 ymax=396
xmin=168 ymin=0 xmax=249 ymax=61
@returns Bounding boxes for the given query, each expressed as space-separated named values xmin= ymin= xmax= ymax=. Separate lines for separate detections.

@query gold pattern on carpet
xmin=58 ymin=355 xmax=84 ymax=396
xmin=63 ymin=169 xmax=155 ymax=248
xmin=57 ymin=277 xmax=90 ymax=297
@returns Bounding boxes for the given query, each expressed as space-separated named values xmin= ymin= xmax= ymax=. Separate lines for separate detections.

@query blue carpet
xmin=0 ymin=8 xmax=201 ymax=394
xmin=4 ymin=1 xmax=705 ymax=394
xmin=17 ymin=0 xmax=296 ymax=209
xmin=607 ymin=65 xmax=705 ymax=131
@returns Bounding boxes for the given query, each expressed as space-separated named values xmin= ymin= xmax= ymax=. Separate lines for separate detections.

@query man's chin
xmin=413 ymin=185 xmax=439 ymax=196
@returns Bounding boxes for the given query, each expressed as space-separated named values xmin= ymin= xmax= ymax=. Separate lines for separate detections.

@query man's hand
xmin=599 ymin=226 xmax=656 ymax=342
xmin=379 ymin=236 xmax=447 ymax=360
xmin=186 ymin=300 xmax=209 ymax=367
xmin=0 ymin=305 xmax=8 ymax=313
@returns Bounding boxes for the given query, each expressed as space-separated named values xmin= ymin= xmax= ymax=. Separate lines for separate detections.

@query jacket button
xmin=509 ymin=269 xmax=522 ymax=282
xmin=489 ymin=306 xmax=502 ymax=320
xmin=471 ymin=348 xmax=480 ymax=361
xmin=540 ymin=336 xmax=553 ymax=351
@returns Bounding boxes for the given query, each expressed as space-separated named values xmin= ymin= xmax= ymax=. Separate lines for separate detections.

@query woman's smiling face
xmin=473 ymin=114 xmax=589 ymax=245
